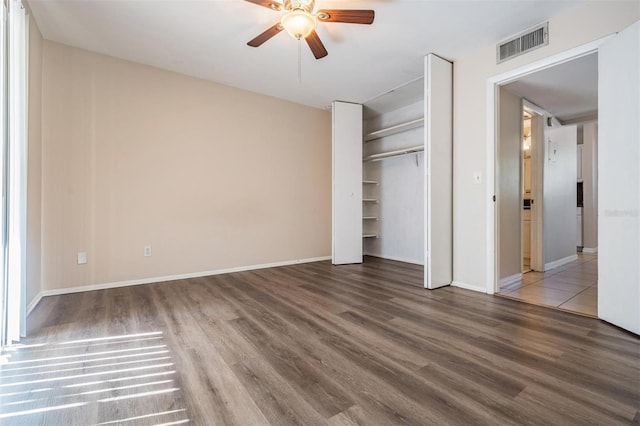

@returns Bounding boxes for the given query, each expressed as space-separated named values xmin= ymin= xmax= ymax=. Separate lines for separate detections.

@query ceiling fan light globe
xmin=281 ymin=10 xmax=317 ymax=39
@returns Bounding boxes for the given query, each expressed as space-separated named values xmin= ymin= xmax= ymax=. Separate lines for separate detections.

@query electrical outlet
xmin=77 ymin=252 xmax=87 ymax=265
xmin=144 ymin=245 xmax=152 ymax=257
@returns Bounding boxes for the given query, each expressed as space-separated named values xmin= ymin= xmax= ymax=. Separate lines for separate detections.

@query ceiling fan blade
xmin=316 ymin=9 xmax=375 ymax=24
xmin=244 ymin=0 xmax=282 ymax=11
xmin=247 ymin=23 xmax=283 ymax=47
xmin=305 ymin=30 xmax=328 ymax=59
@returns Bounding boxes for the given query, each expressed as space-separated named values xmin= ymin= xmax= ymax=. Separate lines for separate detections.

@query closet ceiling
xmin=27 ymin=0 xmax=583 ymax=109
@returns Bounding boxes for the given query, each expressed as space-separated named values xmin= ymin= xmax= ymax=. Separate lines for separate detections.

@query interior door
xmin=598 ymin=20 xmax=640 ymax=334
xmin=425 ymin=54 xmax=453 ymax=289
xmin=332 ymin=101 xmax=363 ymax=265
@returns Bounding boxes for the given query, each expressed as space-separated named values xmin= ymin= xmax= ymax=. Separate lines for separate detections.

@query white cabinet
xmin=523 ymin=209 xmax=531 ymax=259
xmin=577 ymin=207 xmax=583 ymax=247
xmin=523 ymin=156 xmax=532 ymax=195
xmin=577 ymin=144 xmax=583 ymax=181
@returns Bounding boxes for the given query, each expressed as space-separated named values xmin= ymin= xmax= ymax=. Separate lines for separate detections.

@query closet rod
xmin=364 ymin=118 xmax=424 ymax=142
xmin=363 ymin=145 xmax=424 ymax=162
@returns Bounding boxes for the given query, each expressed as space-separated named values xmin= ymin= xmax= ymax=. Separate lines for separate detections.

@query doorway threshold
xmin=495 ymin=292 xmax=597 ymax=318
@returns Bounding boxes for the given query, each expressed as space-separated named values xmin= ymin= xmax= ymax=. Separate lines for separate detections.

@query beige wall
xmin=40 ymin=41 xmax=331 ymax=292
xmin=453 ymin=1 xmax=639 ymax=289
xmin=27 ymin=16 xmax=43 ymax=306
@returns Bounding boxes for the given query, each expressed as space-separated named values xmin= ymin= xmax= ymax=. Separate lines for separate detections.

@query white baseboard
xmin=545 ymin=254 xmax=579 ymax=271
xmin=451 ymin=281 xmax=487 ymax=293
xmin=500 ymin=273 xmax=523 ymax=287
xmin=582 ymin=247 xmax=598 ymax=254
xmin=363 ymin=252 xmax=424 ymax=266
xmin=32 ymin=256 xmax=332 ymax=312
xmin=26 ymin=292 xmax=43 ymax=316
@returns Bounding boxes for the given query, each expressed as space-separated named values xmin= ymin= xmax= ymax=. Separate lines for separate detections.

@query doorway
xmin=487 ymin=21 xmax=640 ymax=334
xmin=521 ymin=105 xmax=544 ymax=274
xmin=522 ymin=110 xmax=532 ymax=273
xmin=492 ymin=51 xmax=600 ymax=317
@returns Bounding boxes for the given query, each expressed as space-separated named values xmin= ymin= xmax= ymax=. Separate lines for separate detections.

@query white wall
xmin=39 ymin=41 xmax=332 ymax=293
xmin=364 ymin=102 xmax=424 ymax=265
xmin=498 ymin=87 xmax=522 ymax=280
xmin=543 ymin=124 xmax=577 ymax=267
xmin=582 ymin=122 xmax=598 ymax=250
xmin=453 ymin=1 xmax=639 ymax=289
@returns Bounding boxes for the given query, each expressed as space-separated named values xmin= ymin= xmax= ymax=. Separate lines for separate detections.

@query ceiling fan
xmin=245 ymin=0 xmax=375 ymax=59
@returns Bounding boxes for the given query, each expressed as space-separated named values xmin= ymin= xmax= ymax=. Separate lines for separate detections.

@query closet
xmin=362 ymin=78 xmax=424 ymax=264
xmin=332 ymin=54 xmax=453 ymax=289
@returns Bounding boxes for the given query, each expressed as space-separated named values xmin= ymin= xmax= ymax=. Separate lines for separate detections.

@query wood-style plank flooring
xmin=1 ymin=257 xmax=639 ymax=425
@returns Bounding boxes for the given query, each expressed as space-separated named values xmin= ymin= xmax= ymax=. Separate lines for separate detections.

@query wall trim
xmin=26 ymin=292 xmax=43 ymax=316
xmin=363 ymin=252 xmax=424 ymax=266
xmin=582 ymin=247 xmax=598 ymax=254
xmin=31 ymin=256 xmax=331 ymax=313
xmin=451 ymin=281 xmax=487 ymax=293
xmin=500 ymin=273 xmax=523 ymax=287
xmin=545 ymin=254 xmax=579 ymax=271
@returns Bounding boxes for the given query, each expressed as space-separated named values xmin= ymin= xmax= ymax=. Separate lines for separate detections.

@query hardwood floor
xmin=2 ymin=256 xmax=638 ymax=425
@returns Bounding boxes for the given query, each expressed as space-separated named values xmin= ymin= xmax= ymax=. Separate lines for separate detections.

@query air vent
xmin=497 ymin=22 xmax=548 ymax=63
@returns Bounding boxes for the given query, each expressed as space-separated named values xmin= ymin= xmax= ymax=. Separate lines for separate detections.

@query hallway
xmin=498 ymin=253 xmax=598 ymax=317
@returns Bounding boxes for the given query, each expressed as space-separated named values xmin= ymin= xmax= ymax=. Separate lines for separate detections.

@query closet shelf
xmin=364 ymin=118 xmax=424 ymax=142
xmin=363 ymin=198 xmax=379 ymax=203
xmin=363 ymin=216 xmax=378 ymax=220
xmin=363 ymin=145 xmax=424 ymax=162
xmin=362 ymin=180 xmax=378 ymax=185
xmin=363 ymin=234 xmax=379 ymax=238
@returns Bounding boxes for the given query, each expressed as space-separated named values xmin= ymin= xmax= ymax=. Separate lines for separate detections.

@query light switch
xmin=77 ymin=252 xmax=87 ymax=265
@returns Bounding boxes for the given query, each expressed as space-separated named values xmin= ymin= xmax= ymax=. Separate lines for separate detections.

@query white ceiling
xmin=504 ymin=52 xmax=598 ymax=122
xmin=28 ymin=0 xmax=584 ymax=110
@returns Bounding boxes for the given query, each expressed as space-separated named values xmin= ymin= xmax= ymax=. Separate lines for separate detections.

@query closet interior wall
xmin=363 ymin=85 xmax=425 ymax=265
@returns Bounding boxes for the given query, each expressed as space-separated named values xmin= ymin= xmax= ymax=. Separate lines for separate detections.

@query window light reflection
xmin=93 ymin=408 xmax=186 ymax=425
xmin=0 ymin=331 xmax=186 ymax=424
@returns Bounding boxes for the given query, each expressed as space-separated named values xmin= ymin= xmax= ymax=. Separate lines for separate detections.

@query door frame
xmin=486 ymin=36 xmax=612 ymax=294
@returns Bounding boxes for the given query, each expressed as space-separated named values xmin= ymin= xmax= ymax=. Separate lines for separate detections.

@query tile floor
xmin=497 ymin=253 xmax=598 ymax=317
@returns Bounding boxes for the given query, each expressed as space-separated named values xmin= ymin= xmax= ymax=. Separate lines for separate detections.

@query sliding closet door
xmin=425 ymin=54 xmax=453 ymax=289
xmin=598 ymin=21 xmax=640 ymax=334
xmin=332 ymin=101 xmax=363 ymax=265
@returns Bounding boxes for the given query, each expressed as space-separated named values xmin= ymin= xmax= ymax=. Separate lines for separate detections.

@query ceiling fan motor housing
xmin=283 ymin=0 xmax=315 ymax=13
